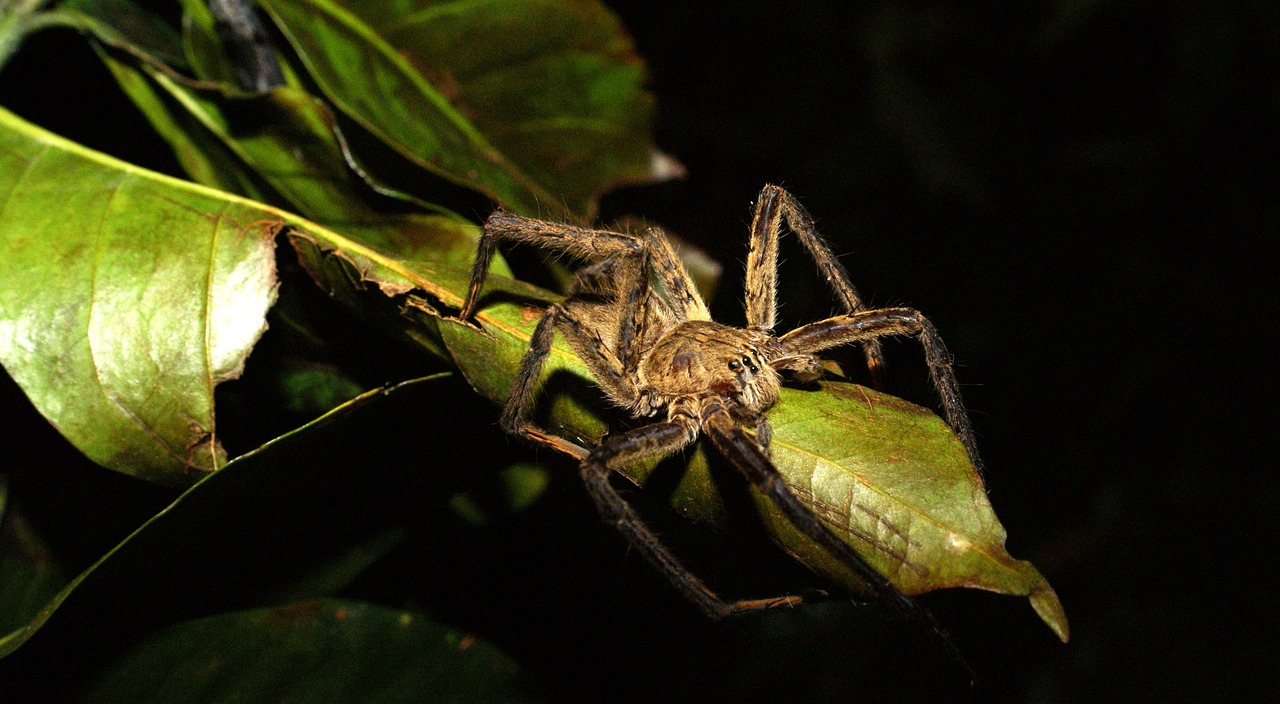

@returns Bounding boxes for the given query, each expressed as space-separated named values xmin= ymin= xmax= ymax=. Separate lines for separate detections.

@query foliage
xmin=0 ymin=0 xmax=1065 ymax=698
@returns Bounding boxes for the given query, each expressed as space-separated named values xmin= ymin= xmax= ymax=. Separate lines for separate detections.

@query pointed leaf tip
xmin=1030 ymin=585 xmax=1070 ymax=642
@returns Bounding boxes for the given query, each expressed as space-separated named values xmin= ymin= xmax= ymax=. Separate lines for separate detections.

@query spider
xmin=457 ymin=184 xmax=981 ymax=647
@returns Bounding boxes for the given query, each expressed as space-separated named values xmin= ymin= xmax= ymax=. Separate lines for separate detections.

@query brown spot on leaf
xmin=520 ymin=305 xmax=543 ymax=324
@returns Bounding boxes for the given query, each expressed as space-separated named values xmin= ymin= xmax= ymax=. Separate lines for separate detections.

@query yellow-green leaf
xmin=0 ymin=107 xmax=278 ymax=483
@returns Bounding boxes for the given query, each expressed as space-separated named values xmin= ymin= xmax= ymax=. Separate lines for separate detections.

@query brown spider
xmin=458 ymin=185 xmax=981 ymax=647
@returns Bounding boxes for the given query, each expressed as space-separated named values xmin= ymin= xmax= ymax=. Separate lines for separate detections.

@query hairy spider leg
xmin=460 ymin=212 xmax=646 ymax=321
xmin=559 ymin=227 xmax=706 ymax=328
xmin=641 ymin=226 xmax=712 ymax=323
xmin=778 ymin=307 xmax=984 ymax=475
xmin=563 ymin=257 xmax=626 ymax=296
xmin=498 ymin=300 xmax=639 ymax=452
xmin=455 ymin=200 xmax=979 ymax=680
xmin=701 ymin=401 xmax=911 ymax=601
xmin=501 ymin=301 xmax=813 ymax=616
xmin=743 ymin=185 xmax=784 ymax=331
xmin=744 ymin=185 xmax=887 ymax=383
xmin=462 ymin=212 xmax=695 ymax=379
xmin=582 ymin=413 xmax=807 ymax=617
xmin=615 ymin=248 xmax=653 ymax=375
xmin=462 ymin=212 xmax=826 ymax=615
xmin=494 ymin=307 xmax=586 ymax=457
xmin=702 ymin=406 xmax=975 ymax=681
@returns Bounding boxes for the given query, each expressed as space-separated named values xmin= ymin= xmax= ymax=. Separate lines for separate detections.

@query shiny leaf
xmin=765 ymin=384 xmax=1067 ymax=640
xmin=0 ymin=107 xmax=278 ymax=484
xmin=109 ymin=59 xmax=482 ymax=264
xmin=75 ymin=6 xmax=482 ymax=266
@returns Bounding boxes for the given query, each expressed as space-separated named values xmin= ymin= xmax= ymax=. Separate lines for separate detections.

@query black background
xmin=603 ymin=2 xmax=1278 ymax=699
xmin=0 ymin=1 xmax=1276 ymax=702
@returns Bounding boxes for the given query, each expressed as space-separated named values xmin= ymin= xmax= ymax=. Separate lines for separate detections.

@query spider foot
xmin=718 ymin=589 xmax=831 ymax=617
xmin=441 ymin=305 xmax=490 ymax=335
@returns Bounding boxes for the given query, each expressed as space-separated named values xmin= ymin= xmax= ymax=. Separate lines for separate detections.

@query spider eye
xmin=741 ymin=356 xmax=758 ymax=373
xmin=727 ymin=359 xmax=742 ymax=372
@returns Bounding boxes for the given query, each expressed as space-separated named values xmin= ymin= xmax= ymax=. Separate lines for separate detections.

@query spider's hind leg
xmin=459 ymin=211 xmax=646 ymax=321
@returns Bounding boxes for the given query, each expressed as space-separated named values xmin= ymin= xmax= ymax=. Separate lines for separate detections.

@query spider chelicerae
xmin=458 ymin=184 xmax=981 ymax=652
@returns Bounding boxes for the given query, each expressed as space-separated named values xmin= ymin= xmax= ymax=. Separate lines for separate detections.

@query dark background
xmin=0 ymin=0 xmax=1276 ymax=701
xmin=603 ymin=1 xmax=1279 ymax=699
xmin=607 ymin=2 xmax=1277 ymax=697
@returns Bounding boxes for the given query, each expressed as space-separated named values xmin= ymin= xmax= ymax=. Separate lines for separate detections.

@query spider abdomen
xmin=638 ymin=321 xmax=780 ymax=412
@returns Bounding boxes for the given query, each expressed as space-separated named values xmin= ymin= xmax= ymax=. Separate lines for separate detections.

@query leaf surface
xmin=0 ymin=107 xmax=278 ymax=483
xmin=0 ymin=1 xmax=1064 ymax=642
xmin=764 ymin=384 xmax=1068 ymax=640
xmin=65 ymin=3 xmax=484 ymax=267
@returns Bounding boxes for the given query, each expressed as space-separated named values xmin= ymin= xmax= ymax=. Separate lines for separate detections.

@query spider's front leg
xmin=744 ymin=184 xmax=887 ymax=382
xmin=778 ymin=306 xmax=983 ymax=474
xmin=495 ymin=289 xmax=664 ymax=458
xmin=581 ymin=417 xmax=808 ymax=617
xmin=491 ymin=303 xmax=590 ymax=458
xmin=702 ymin=407 xmax=973 ymax=678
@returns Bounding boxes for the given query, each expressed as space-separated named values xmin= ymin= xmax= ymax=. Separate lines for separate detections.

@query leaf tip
xmin=649 ymin=150 xmax=686 ymax=182
xmin=1029 ymin=584 xmax=1070 ymax=643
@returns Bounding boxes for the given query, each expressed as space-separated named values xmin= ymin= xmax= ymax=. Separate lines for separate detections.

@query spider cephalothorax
xmin=458 ymin=185 xmax=980 ymax=662
xmin=635 ymin=321 xmax=781 ymax=414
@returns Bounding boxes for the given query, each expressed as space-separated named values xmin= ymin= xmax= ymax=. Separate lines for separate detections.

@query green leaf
xmin=0 ymin=100 xmax=1063 ymax=637
xmin=259 ymin=0 xmax=659 ymax=217
xmin=74 ymin=599 xmax=533 ymax=704
xmin=0 ymin=2 xmax=1065 ymax=642
xmin=760 ymin=384 xmax=1068 ymax=641
xmin=0 ymin=0 xmax=48 ymax=71
xmin=93 ymin=42 xmax=282 ymax=204
xmin=60 ymin=0 xmax=187 ymax=67
xmin=0 ymin=106 xmax=279 ymax=484
xmin=103 ymin=54 xmax=483 ymax=264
